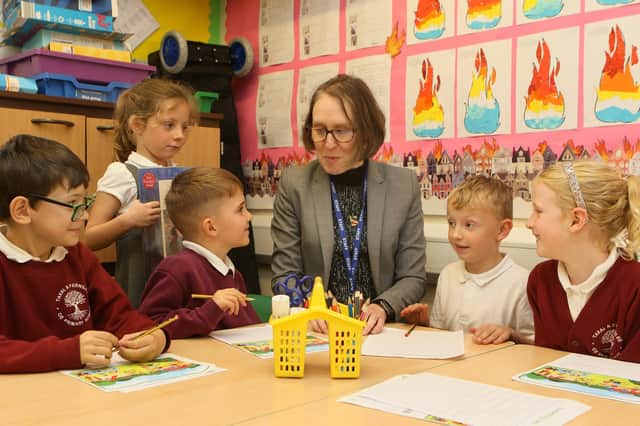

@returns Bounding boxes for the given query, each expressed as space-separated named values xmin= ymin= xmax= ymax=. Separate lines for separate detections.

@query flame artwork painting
xmin=596 ymin=0 xmax=633 ymax=5
xmin=594 ymin=25 xmax=640 ymax=123
xmin=414 ymin=0 xmax=445 ymax=40
xmin=466 ymin=0 xmax=502 ymax=30
xmin=524 ymin=39 xmax=566 ymax=129
xmin=412 ymin=59 xmax=445 ymax=138
xmin=464 ymin=48 xmax=501 ymax=134
xmin=523 ymin=0 xmax=564 ymax=19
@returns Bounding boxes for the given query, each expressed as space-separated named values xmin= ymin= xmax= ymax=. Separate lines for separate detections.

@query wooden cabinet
xmin=0 ymin=91 xmax=222 ymax=263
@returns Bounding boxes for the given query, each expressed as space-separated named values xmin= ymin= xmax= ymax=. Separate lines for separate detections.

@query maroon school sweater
xmin=527 ymin=257 xmax=640 ymax=362
xmin=0 ymin=244 xmax=160 ymax=373
xmin=139 ymin=248 xmax=260 ymax=338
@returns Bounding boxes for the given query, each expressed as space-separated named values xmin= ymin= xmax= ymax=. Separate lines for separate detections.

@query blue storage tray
xmin=32 ymin=72 xmax=131 ymax=102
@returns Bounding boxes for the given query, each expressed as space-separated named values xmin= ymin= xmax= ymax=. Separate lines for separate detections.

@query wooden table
xmin=0 ymin=326 xmax=511 ymax=426
xmin=237 ymin=344 xmax=637 ymax=425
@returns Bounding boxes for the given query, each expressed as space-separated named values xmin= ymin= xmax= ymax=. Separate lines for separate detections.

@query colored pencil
xmin=404 ymin=323 xmax=417 ymax=337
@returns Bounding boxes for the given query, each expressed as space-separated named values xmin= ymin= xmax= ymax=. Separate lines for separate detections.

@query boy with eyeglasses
xmin=0 ymin=135 xmax=168 ymax=373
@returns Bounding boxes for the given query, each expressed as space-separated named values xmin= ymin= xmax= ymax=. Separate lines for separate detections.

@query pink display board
xmin=226 ymin=0 xmax=640 ymax=207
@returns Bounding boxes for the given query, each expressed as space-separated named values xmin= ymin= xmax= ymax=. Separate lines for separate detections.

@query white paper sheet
xmin=259 ymin=0 xmax=294 ymax=66
xmin=345 ymin=54 xmax=391 ymax=141
xmin=345 ymin=0 xmax=392 ymax=51
xmin=210 ymin=324 xmax=329 ymax=359
xmin=114 ymin=0 xmax=159 ymax=51
xmin=256 ymin=70 xmax=294 ymax=148
xmin=514 ymin=353 xmax=640 ymax=404
xmin=299 ymin=0 xmax=340 ymax=59
xmin=340 ymin=373 xmax=591 ymax=426
xmin=362 ymin=327 xmax=464 ymax=359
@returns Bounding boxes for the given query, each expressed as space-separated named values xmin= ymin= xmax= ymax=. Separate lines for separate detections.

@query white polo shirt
xmin=96 ymin=152 xmax=172 ymax=214
xmin=429 ymin=254 xmax=534 ymax=343
xmin=557 ymin=247 xmax=618 ymax=322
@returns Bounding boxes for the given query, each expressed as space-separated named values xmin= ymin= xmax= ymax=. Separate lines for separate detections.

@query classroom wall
xmin=225 ymin=1 xmax=640 ymax=274
xmin=132 ymin=0 xmax=221 ymax=62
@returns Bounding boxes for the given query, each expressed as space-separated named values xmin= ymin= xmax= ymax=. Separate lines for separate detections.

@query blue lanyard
xmin=330 ymin=175 xmax=367 ymax=295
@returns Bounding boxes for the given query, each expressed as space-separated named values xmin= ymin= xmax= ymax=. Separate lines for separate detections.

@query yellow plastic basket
xmin=270 ymin=277 xmax=364 ymax=378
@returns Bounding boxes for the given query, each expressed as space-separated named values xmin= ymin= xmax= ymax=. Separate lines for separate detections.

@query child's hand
xmin=470 ymin=324 xmax=512 ymax=345
xmin=117 ymin=329 xmax=166 ymax=362
xmin=362 ymin=303 xmax=386 ymax=335
xmin=212 ymin=288 xmax=249 ymax=315
xmin=79 ymin=330 xmax=119 ymax=368
xmin=399 ymin=303 xmax=430 ymax=327
xmin=308 ymin=319 xmax=329 ymax=334
xmin=123 ymin=200 xmax=161 ymax=228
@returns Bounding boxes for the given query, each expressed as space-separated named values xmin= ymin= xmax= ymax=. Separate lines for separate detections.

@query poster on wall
xmin=297 ymin=63 xmax=341 ymax=143
xmin=457 ymin=39 xmax=512 ymax=137
xmin=457 ymin=0 xmax=514 ymax=36
xmin=515 ymin=27 xmax=580 ymax=134
xmin=406 ymin=0 xmax=455 ymax=45
xmin=259 ymin=0 xmax=294 ymax=66
xmin=586 ymin=0 xmax=640 ymax=12
xmin=345 ymin=0 xmax=393 ymax=52
xmin=346 ymin=54 xmax=392 ymax=142
xmin=515 ymin=0 xmax=580 ymax=24
xmin=256 ymin=70 xmax=294 ymax=148
xmin=583 ymin=14 xmax=640 ymax=128
xmin=299 ymin=0 xmax=340 ymax=60
xmin=405 ymin=49 xmax=456 ymax=140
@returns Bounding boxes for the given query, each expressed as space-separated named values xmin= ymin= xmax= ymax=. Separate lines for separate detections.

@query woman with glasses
xmin=271 ymin=74 xmax=427 ymax=335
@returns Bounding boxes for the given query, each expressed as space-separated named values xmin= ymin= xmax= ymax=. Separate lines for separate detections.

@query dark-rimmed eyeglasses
xmin=27 ymin=193 xmax=96 ymax=222
xmin=309 ymin=127 xmax=355 ymax=143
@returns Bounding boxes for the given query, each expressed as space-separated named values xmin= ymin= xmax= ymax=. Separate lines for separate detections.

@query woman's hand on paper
xmin=362 ymin=303 xmax=386 ymax=335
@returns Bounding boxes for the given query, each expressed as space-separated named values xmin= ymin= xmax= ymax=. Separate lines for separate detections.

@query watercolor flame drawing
xmin=413 ymin=59 xmax=445 ymax=138
xmin=464 ymin=48 xmax=501 ymax=134
xmin=466 ymin=0 xmax=502 ymax=30
xmin=594 ymin=25 xmax=640 ymax=123
xmin=596 ymin=0 xmax=633 ymax=6
xmin=414 ymin=0 xmax=445 ymax=40
xmin=524 ymin=39 xmax=565 ymax=129
xmin=523 ymin=0 xmax=564 ymax=20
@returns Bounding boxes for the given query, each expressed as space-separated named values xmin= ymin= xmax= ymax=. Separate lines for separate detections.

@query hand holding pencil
xmin=192 ymin=288 xmax=250 ymax=315
xmin=116 ymin=316 xmax=174 ymax=363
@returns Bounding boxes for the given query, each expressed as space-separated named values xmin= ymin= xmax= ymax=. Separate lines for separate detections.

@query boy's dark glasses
xmin=27 ymin=193 xmax=96 ymax=222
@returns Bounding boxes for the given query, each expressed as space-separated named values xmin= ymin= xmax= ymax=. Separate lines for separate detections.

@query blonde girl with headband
xmin=84 ymin=79 xmax=199 ymax=307
xmin=526 ymin=160 xmax=640 ymax=362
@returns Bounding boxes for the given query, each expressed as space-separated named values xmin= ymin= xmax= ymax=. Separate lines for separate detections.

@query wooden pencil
xmin=132 ymin=314 xmax=179 ymax=340
xmin=192 ymin=294 xmax=255 ymax=301
xmin=404 ymin=323 xmax=418 ymax=337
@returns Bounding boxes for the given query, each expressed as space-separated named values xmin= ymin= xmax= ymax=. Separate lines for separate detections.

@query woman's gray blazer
xmin=271 ymin=160 xmax=427 ymax=318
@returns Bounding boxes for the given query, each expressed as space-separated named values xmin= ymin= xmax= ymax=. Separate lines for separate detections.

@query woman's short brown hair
xmin=302 ymin=74 xmax=385 ymax=160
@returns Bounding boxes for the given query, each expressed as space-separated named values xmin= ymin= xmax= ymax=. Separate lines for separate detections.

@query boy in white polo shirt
xmin=401 ymin=175 xmax=534 ymax=344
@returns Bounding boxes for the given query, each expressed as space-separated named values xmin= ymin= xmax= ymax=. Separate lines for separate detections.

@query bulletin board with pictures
xmin=226 ymin=0 xmax=640 ymax=216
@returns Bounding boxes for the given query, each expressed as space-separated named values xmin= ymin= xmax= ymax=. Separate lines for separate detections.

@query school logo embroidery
xmin=591 ymin=323 xmax=622 ymax=357
xmin=55 ymin=283 xmax=91 ymax=326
